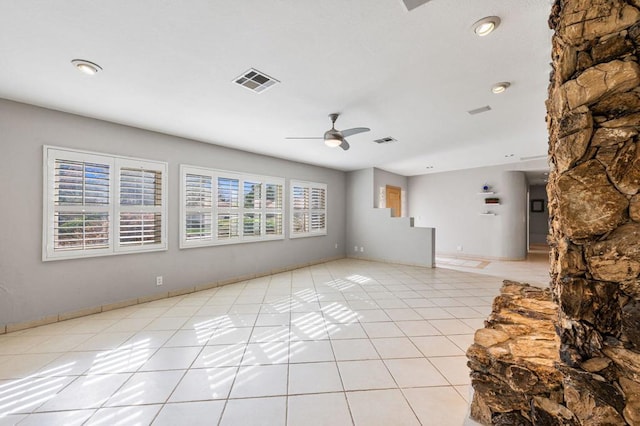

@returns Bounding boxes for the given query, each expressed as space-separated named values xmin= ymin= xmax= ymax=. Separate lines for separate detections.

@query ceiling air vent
xmin=520 ymin=154 xmax=547 ymax=161
xmin=467 ymin=105 xmax=492 ymax=115
xmin=402 ymin=0 xmax=433 ymax=11
xmin=373 ymin=137 xmax=397 ymax=144
xmin=233 ymin=68 xmax=279 ymax=93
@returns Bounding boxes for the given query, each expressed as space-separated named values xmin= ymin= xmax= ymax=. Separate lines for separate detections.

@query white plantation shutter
xmin=243 ymin=180 xmax=262 ymax=237
xmin=292 ymin=186 xmax=309 ymax=233
xmin=290 ymin=181 xmax=327 ymax=237
xmin=265 ymin=213 xmax=283 ymax=235
xmin=217 ymin=177 xmax=239 ymax=240
xmin=180 ymin=166 xmax=284 ymax=247
xmin=265 ymin=183 xmax=283 ymax=236
xmin=184 ymin=173 xmax=213 ymax=241
xmin=44 ymin=147 xmax=167 ymax=261
xmin=51 ymin=157 xmax=111 ymax=254
xmin=118 ymin=167 xmax=163 ymax=247
xmin=310 ymin=187 xmax=326 ymax=232
xmin=266 ymin=183 xmax=282 ymax=209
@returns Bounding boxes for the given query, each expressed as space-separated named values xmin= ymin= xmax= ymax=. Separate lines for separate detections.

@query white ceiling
xmin=0 ymin=0 xmax=553 ymax=176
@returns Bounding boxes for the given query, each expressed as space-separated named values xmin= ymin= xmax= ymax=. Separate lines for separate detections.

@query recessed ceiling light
xmin=472 ymin=16 xmax=501 ymax=37
xmin=491 ymin=82 xmax=511 ymax=94
xmin=71 ymin=59 xmax=102 ymax=75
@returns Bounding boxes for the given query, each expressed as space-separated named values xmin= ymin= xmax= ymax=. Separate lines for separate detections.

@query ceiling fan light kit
xmin=324 ymin=135 xmax=342 ymax=148
xmin=286 ymin=113 xmax=370 ymax=151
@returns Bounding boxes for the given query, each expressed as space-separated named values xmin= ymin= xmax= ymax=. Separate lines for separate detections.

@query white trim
xmin=180 ymin=165 xmax=285 ymax=248
xmin=43 ymin=145 xmax=168 ymax=261
xmin=289 ymin=179 xmax=327 ymax=239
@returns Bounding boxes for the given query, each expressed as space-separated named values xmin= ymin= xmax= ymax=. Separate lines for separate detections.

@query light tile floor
xmin=0 ymin=256 xmax=549 ymax=425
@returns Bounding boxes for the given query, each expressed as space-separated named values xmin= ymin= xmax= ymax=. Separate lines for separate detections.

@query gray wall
xmin=346 ymin=169 xmax=435 ymax=267
xmin=0 ymin=99 xmax=347 ymax=325
xmin=529 ymin=184 xmax=550 ymax=245
xmin=408 ymin=163 xmax=541 ymax=260
xmin=373 ymin=168 xmax=408 ymax=216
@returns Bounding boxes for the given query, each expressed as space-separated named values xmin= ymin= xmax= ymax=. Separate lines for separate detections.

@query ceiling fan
xmin=286 ymin=113 xmax=370 ymax=151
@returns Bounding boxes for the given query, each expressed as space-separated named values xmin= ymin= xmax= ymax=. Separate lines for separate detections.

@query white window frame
xmin=290 ymin=180 xmax=327 ymax=238
xmin=180 ymin=165 xmax=285 ymax=248
xmin=43 ymin=145 xmax=168 ymax=261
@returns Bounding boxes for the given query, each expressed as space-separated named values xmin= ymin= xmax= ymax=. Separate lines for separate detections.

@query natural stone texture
xmin=555 ymin=238 xmax=587 ymax=277
xmin=558 ymin=317 xmax=605 ymax=365
xmin=591 ymin=91 xmax=640 ymax=117
xmin=596 ymin=145 xmax=620 ymax=167
xmin=630 ymin=21 xmax=640 ymax=47
xmin=601 ymin=111 xmax=640 ymax=128
xmin=557 ymin=42 xmax=578 ymax=83
xmin=555 ymin=107 xmax=593 ymax=173
xmin=622 ymin=300 xmax=640 ymax=349
xmin=492 ymin=412 xmax=532 ymax=426
xmin=563 ymin=60 xmax=640 ymax=110
xmin=620 ymin=377 xmax=640 ymax=425
xmin=558 ymin=278 xmax=621 ymax=333
xmin=576 ymin=51 xmax=594 ymax=74
xmin=532 ymin=396 xmax=579 ymax=425
xmin=559 ymin=1 xmax=640 ymax=45
xmin=591 ymin=34 xmax=634 ymax=65
xmin=470 ymin=391 xmax=492 ymax=425
xmin=581 ymin=356 xmax=612 ymax=373
xmin=474 ymin=328 xmax=510 ymax=348
xmin=555 ymin=160 xmax=628 ymax=239
xmin=604 ymin=344 xmax=640 ymax=382
xmin=630 ymin=194 xmax=640 ymax=222
xmin=591 ymin=127 xmax=637 ymax=147
xmin=468 ymin=282 xmax=564 ymax=424
xmin=470 ymin=371 xmax=530 ymax=413
xmin=563 ymin=367 xmax=627 ymax=425
xmin=585 ymin=222 xmax=640 ymax=282
xmin=606 ymin=141 xmax=640 ymax=195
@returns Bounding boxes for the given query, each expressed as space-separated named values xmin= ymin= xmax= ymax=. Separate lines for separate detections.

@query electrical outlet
xmin=354 ymin=246 xmax=358 ymax=252
xmin=156 ymin=276 xmax=163 ymax=286
xmin=456 ymin=245 xmax=463 ymax=252
xmin=360 ymin=246 xmax=364 ymax=252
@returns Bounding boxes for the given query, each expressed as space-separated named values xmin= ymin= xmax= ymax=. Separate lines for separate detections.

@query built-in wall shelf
xmin=478 ymin=185 xmax=499 ymax=215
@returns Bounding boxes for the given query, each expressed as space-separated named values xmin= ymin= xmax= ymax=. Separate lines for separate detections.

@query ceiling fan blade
xmin=285 ymin=137 xmax=324 ymax=139
xmin=339 ymin=139 xmax=350 ymax=151
xmin=341 ymin=127 xmax=370 ymax=138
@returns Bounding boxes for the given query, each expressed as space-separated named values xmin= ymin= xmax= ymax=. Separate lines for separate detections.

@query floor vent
xmin=233 ymin=68 xmax=279 ymax=93
xmin=467 ymin=105 xmax=492 ymax=115
xmin=373 ymin=137 xmax=397 ymax=144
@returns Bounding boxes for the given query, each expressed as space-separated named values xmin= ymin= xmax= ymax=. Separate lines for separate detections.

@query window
xmin=180 ymin=166 xmax=285 ymax=247
xmin=290 ymin=180 xmax=327 ymax=238
xmin=43 ymin=146 xmax=167 ymax=261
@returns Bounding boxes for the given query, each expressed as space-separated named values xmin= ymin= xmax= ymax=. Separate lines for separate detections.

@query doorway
xmin=385 ymin=185 xmax=402 ymax=217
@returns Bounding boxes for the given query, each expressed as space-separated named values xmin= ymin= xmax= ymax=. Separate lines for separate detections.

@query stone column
xmin=548 ymin=0 xmax=640 ymax=424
